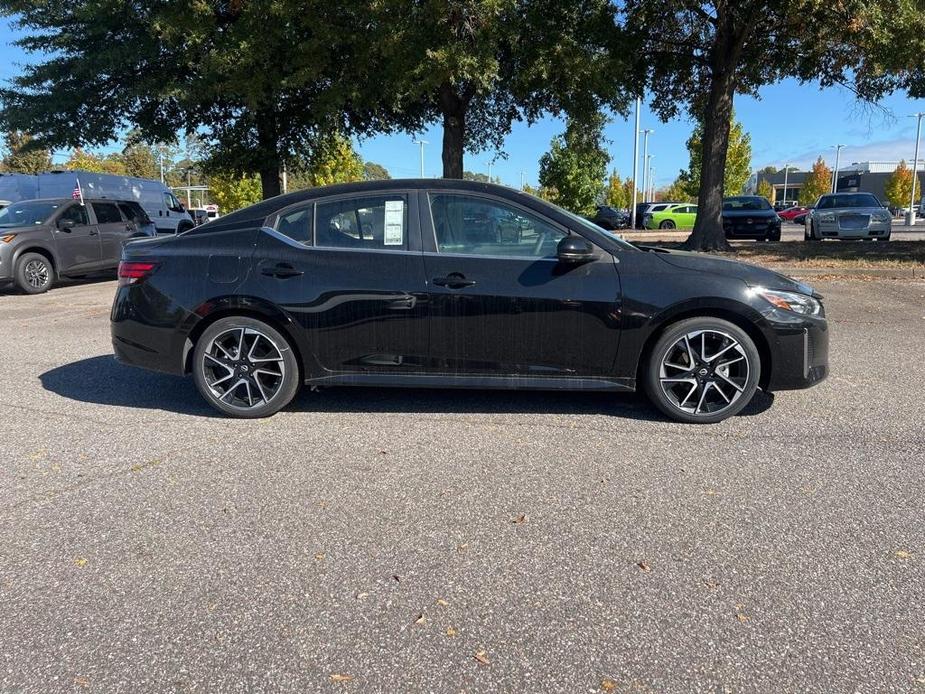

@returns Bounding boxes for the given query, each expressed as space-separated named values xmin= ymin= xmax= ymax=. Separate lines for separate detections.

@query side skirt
xmin=304 ymin=372 xmax=636 ymax=392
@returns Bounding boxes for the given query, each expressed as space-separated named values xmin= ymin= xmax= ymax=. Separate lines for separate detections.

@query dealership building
xmin=755 ymin=161 xmax=925 ymax=208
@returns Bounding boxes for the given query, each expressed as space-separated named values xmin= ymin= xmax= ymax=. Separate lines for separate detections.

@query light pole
xmin=909 ymin=113 xmax=924 ymax=225
xmin=630 ymin=98 xmax=641 ymax=228
xmin=520 ymin=171 xmax=526 ymax=190
xmin=782 ymin=163 xmax=790 ymax=208
xmin=642 ymin=129 xmax=654 ymax=203
xmin=831 ymin=144 xmax=846 ymax=193
xmin=486 ymin=160 xmax=494 ymax=182
xmin=648 ymin=164 xmax=655 ymax=200
xmin=413 ymin=139 xmax=428 ymax=177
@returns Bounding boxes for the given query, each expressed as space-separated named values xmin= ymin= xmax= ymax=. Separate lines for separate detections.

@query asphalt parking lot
xmin=1 ymin=277 xmax=924 ymax=693
xmin=623 ymin=221 xmax=925 ymax=243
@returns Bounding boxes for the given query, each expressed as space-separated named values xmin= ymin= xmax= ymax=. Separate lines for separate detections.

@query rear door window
xmin=315 ymin=195 xmax=408 ymax=250
xmin=118 ymin=202 xmax=150 ymax=225
xmin=58 ymin=204 xmax=90 ymax=226
xmin=91 ymin=202 xmax=123 ymax=224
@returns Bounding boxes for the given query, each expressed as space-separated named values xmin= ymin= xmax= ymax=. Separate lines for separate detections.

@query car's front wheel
xmin=193 ymin=316 xmax=301 ymax=418
xmin=644 ymin=317 xmax=761 ymax=424
xmin=14 ymin=252 xmax=54 ymax=294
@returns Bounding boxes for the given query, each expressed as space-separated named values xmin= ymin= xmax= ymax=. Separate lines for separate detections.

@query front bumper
xmin=763 ymin=311 xmax=829 ymax=391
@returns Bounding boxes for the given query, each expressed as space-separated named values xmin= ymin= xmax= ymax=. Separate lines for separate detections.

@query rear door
xmin=420 ymin=191 xmax=622 ymax=377
xmin=92 ymin=201 xmax=132 ymax=266
xmin=52 ymin=202 xmax=101 ymax=273
xmin=254 ymin=191 xmax=430 ymax=376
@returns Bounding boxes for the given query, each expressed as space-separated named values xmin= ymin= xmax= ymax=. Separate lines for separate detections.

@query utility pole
xmin=831 ymin=144 xmax=846 ymax=193
xmin=520 ymin=171 xmax=526 ymax=190
xmin=282 ymin=160 xmax=288 ymax=195
xmin=413 ymin=139 xmax=428 ymax=177
xmin=641 ymin=129 xmax=654 ymax=204
xmin=909 ymin=113 xmax=924 ymax=226
xmin=487 ymin=160 xmax=493 ymax=182
xmin=647 ymin=158 xmax=655 ymax=200
xmin=630 ymin=98 xmax=641 ymax=229
xmin=782 ymin=163 xmax=790 ymax=208
xmin=158 ymin=144 xmax=165 ymax=184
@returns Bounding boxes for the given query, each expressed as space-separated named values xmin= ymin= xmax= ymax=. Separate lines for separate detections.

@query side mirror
xmin=557 ymin=235 xmax=595 ymax=264
xmin=57 ymin=219 xmax=76 ymax=232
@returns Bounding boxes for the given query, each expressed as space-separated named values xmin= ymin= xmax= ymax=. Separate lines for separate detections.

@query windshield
xmin=723 ymin=197 xmax=772 ymax=211
xmin=557 ymin=207 xmax=637 ymax=251
xmin=817 ymin=193 xmax=882 ymax=209
xmin=0 ymin=200 xmax=63 ymax=227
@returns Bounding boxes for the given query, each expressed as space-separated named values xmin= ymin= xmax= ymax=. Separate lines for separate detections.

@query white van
xmin=0 ymin=170 xmax=195 ymax=234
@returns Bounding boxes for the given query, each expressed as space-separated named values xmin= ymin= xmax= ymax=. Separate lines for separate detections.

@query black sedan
xmin=111 ymin=180 xmax=828 ymax=423
xmin=723 ymin=196 xmax=782 ymax=241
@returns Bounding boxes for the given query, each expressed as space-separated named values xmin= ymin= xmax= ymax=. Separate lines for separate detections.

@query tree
xmin=662 ymin=178 xmax=695 ymax=203
xmin=605 ymin=170 xmax=628 ymax=209
xmin=538 ymin=114 xmax=610 ymax=215
xmin=799 ymin=157 xmax=831 ymax=205
xmin=65 ymin=148 xmax=127 ymax=175
xmin=381 ymin=0 xmax=627 ymax=178
xmin=884 ymin=159 xmax=914 ymax=209
xmin=1 ymin=131 xmax=51 ymax=173
xmin=622 ymin=179 xmax=637 ymax=208
xmin=121 ymin=133 xmax=160 ymax=180
xmin=208 ymin=174 xmax=262 ymax=213
xmin=286 ymin=133 xmax=365 ymax=191
xmin=757 ymin=178 xmax=774 ymax=201
xmin=677 ymin=113 xmax=752 ymax=200
xmin=758 ymin=165 xmax=778 ymax=177
xmin=363 ymin=162 xmax=391 ymax=181
xmin=620 ymin=0 xmax=925 ymax=250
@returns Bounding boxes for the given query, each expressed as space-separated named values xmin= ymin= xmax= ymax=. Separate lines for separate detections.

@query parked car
xmin=111 ymin=179 xmax=828 ymax=424
xmin=722 ymin=196 xmax=781 ymax=241
xmin=189 ymin=208 xmax=210 ymax=226
xmin=0 ymin=198 xmax=156 ymax=293
xmin=591 ymin=205 xmax=628 ymax=231
xmin=633 ymin=201 xmax=682 ymax=228
xmin=777 ymin=205 xmax=809 ymax=222
xmin=805 ymin=193 xmax=892 ymax=241
xmin=645 ymin=204 xmax=696 ymax=229
xmin=0 ymin=171 xmax=195 ymax=235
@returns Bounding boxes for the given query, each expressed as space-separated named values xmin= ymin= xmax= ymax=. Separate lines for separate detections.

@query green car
xmin=645 ymin=204 xmax=698 ymax=229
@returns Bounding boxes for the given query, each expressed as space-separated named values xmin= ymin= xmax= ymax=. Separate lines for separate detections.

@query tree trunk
xmin=255 ymin=110 xmax=281 ymax=199
xmin=439 ymin=84 xmax=466 ymax=179
xmin=683 ymin=14 xmax=747 ymax=252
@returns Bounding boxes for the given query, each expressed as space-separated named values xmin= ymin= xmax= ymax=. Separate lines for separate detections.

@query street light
xmin=486 ymin=160 xmax=493 ymax=182
xmin=630 ymin=98 xmax=641 ymax=228
xmin=412 ymin=139 xmax=428 ymax=177
xmin=645 ymin=154 xmax=655 ymax=200
xmin=641 ymin=129 xmax=654 ymax=202
xmin=909 ymin=112 xmax=924 ymax=226
xmin=831 ymin=144 xmax=846 ymax=193
xmin=520 ymin=171 xmax=526 ymax=190
xmin=782 ymin=163 xmax=790 ymax=208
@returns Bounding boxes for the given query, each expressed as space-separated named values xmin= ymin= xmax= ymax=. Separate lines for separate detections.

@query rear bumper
xmin=764 ymin=312 xmax=829 ymax=391
xmin=110 ymin=284 xmax=190 ymax=376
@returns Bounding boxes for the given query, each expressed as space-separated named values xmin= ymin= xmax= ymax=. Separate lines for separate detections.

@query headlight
xmin=819 ymin=213 xmax=835 ymax=223
xmin=751 ymin=287 xmax=821 ymax=316
xmin=876 ymin=211 xmax=892 ymax=222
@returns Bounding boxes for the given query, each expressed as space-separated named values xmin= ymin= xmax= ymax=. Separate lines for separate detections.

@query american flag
xmin=72 ymin=178 xmax=84 ymax=205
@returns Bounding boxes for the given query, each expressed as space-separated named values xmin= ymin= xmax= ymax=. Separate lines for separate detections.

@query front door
xmin=53 ymin=203 xmax=101 ymax=273
xmin=252 ymin=191 xmax=430 ymax=376
xmin=421 ymin=192 xmax=622 ymax=378
xmin=91 ymin=201 xmax=133 ymax=266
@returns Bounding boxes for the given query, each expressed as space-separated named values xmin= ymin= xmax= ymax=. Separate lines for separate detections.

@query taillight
xmin=118 ymin=261 xmax=158 ymax=286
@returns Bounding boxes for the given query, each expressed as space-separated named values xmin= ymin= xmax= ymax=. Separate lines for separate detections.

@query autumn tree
xmin=363 ymin=162 xmax=391 ymax=181
xmin=538 ymin=114 xmax=610 ymax=215
xmin=208 ymin=174 xmax=262 ymax=213
xmin=619 ymin=0 xmax=925 ymax=250
xmin=287 ymin=133 xmax=365 ymax=191
xmin=677 ymin=113 xmax=751 ymax=200
xmin=0 ymin=131 xmax=51 ymax=173
xmin=884 ymin=159 xmax=915 ymax=209
xmin=757 ymin=178 xmax=774 ymax=201
xmin=799 ymin=157 xmax=831 ymax=205
xmin=605 ymin=170 xmax=628 ymax=209
xmin=662 ymin=178 xmax=695 ymax=203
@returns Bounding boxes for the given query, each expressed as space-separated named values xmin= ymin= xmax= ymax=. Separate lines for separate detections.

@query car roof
xmin=9 ymin=197 xmax=141 ymax=204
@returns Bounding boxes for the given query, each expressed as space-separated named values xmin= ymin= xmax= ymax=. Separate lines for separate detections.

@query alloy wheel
xmin=24 ymin=259 xmax=49 ymax=288
xmin=658 ymin=329 xmax=749 ymax=416
xmin=201 ymin=327 xmax=286 ymax=410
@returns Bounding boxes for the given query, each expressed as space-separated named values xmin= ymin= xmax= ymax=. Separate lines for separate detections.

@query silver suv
xmin=805 ymin=193 xmax=892 ymax=241
xmin=0 ymin=198 xmax=155 ymax=294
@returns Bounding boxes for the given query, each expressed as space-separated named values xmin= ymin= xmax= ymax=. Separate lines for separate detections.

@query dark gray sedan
xmin=805 ymin=193 xmax=892 ymax=241
xmin=0 ymin=198 xmax=156 ymax=294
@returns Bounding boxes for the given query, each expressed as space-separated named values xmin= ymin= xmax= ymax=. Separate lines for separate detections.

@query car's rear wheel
xmin=14 ymin=252 xmax=54 ymax=294
xmin=193 ymin=316 xmax=300 ymax=418
xmin=659 ymin=219 xmax=676 ymax=230
xmin=644 ymin=317 xmax=761 ymax=424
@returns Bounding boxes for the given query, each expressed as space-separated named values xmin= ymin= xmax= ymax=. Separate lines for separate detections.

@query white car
xmin=805 ymin=193 xmax=891 ymax=241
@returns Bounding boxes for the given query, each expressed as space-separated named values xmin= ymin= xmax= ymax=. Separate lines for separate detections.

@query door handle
xmin=261 ymin=263 xmax=303 ymax=279
xmin=433 ymin=274 xmax=476 ymax=289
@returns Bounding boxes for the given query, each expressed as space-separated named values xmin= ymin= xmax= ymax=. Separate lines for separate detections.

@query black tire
xmin=768 ymin=230 xmax=782 ymax=242
xmin=644 ymin=317 xmax=761 ymax=424
xmin=14 ymin=252 xmax=54 ymax=294
xmin=659 ymin=219 xmax=676 ymax=230
xmin=806 ymin=223 xmax=820 ymax=242
xmin=176 ymin=222 xmax=194 ymax=234
xmin=193 ymin=316 xmax=300 ymax=418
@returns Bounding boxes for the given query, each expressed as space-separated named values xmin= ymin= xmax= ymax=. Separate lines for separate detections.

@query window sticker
xmin=384 ymin=200 xmax=404 ymax=245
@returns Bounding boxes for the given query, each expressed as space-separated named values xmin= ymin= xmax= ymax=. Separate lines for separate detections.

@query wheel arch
xmin=635 ymin=304 xmax=773 ymax=390
xmin=13 ymin=244 xmax=59 ymax=276
xmin=181 ymin=299 xmax=307 ymax=381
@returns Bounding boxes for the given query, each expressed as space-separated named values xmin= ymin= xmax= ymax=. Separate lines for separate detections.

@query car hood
xmin=0 ymin=223 xmax=52 ymax=234
xmin=639 ymin=246 xmax=816 ymax=295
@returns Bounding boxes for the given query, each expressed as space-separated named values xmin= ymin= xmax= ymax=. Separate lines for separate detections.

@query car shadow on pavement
xmin=41 ymin=355 xmax=775 ymax=421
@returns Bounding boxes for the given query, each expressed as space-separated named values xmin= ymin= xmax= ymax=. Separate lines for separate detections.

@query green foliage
xmin=64 ymin=148 xmax=127 ymax=175
xmin=757 ymin=178 xmax=774 ymax=201
xmin=604 ymin=170 xmax=628 ymax=209
xmin=678 ymin=114 xmax=752 ymax=199
xmin=208 ymin=174 xmax=262 ymax=213
xmin=287 ymin=133 xmax=365 ymax=191
xmin=661 ymin=178 xmax=695 ymax=204
xmin=799 ymin=157 xmax=832 ymax=205
xmin=538 ymin=114 xmax=610 ymax=215
xmin=884 ymin=159 xmax=914 ymax=208
xmin=0 ymin=131 xmax=51 ymax=173
xmin=363 ymin=162 xmax=391 ymax=181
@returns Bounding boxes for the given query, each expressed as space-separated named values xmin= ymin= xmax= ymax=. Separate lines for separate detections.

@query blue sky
xmin=3 ymin=17 xmax=925 ymax=190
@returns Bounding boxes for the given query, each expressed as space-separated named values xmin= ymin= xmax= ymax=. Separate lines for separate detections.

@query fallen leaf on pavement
xmin=414 ymin=613 xmax=426 ymax=625
xmin=637 ymin=561 xmax=651 ymax=572
xmin=895 ymin=550 xmax=913 ymax=560
xmin=601 ymin=678 xmax=617 ymax=691
xmin=736 ymin=613 xmax=749 ymax=623
xmin=436 ymin=598 xmax=449 ymax=606
xmin=330 ymin=673 xmax=353 ymax=683
xmin=446 ymin=626 xmax=458 ymax=637
xmin=512 ymin=514 xmax=527 ymax=524
xmin=74 ymin=558 xmax=88 ymax=568
xmin=314 ymin=553 xmax=325 ymax=561
xmin=473 ymin=650 xmax=490 ymax=665
xmin=74 ymin=676 xmax=90 ymax=688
